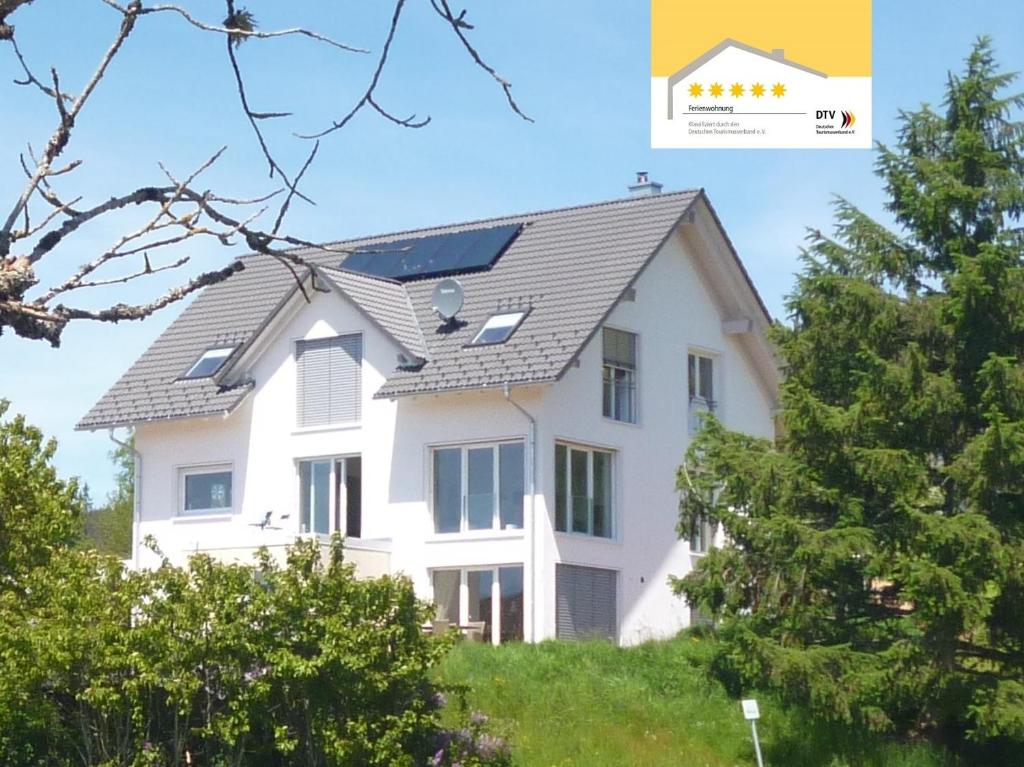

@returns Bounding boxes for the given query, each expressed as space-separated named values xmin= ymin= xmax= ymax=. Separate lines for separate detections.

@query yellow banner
xmin=652 ymin=0 xmax=871 ymax=78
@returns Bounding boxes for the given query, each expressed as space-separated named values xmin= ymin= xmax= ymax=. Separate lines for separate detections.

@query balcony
xmin=186 ymin=535 xmax=392 ymax=580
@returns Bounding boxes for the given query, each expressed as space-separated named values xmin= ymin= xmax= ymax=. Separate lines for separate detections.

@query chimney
xmin=628 ymin=171 xmax=663 ymax=197
xmin=771 ymin=48 xmax=785 ymax=60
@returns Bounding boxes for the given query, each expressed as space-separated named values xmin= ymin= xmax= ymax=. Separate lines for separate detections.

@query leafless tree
xmin=0 ymin=0 xmax=529 ymax=345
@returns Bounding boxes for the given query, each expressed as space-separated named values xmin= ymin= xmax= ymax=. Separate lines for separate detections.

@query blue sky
xmin=2 ymin=1 xmax=1023 ymax=500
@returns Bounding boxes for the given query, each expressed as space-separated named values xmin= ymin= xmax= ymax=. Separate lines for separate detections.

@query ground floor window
xmin=555 ymin=563 xmax=617 ymax=641
xmin=431 ymin=565 xmax=524 ymax=644
xmin=298 ymin=455 xmax=362 ymax=536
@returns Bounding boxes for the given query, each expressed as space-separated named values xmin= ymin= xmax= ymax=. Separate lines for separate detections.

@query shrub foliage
xmin=0 ymin=404 xmax=504 ymax=766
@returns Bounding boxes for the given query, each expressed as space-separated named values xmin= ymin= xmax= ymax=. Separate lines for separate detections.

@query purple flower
xmin=470 ymin=710 xmax=489 ymax=726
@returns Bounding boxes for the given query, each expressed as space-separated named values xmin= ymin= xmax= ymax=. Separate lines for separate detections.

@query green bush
xmin=0 ymin=537 xmax=503 ymax=766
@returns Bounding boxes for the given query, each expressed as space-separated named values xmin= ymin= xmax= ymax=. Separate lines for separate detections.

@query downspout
xmin=108 ymin=429 xmax=141 ymax=569
xmin=503 ymin=383 xmax=538 ymax=642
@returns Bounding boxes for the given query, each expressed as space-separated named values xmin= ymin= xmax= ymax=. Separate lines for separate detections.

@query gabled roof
xmin=78 ymin=188 xmax=762 ymax=430
xmin=317 ymin=267 xmax=429 ymax=361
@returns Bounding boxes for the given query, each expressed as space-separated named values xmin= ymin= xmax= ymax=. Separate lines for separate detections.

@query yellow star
xmin=751 ymin=82 xmax=765 ymax=98
xmin=688 ymin=82 xmax=703 ymax=97
xmin=772 ymin=82 xmax=786 ymax=98
xmin=730 ymin=82 xmax=744 ymax=97
xmin=709 ymin=82 xmax=724 ymax=98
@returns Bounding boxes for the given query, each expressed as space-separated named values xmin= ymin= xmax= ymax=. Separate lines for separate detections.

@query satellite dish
xmin=432 ymin=278 xmax=464 ymax=321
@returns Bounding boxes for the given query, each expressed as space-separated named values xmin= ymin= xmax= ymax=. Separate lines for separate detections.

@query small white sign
xmin=741 ymin=699 xmax=760 ymax=720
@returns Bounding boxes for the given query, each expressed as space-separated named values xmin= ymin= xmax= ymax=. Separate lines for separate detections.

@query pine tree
xmin=674 ymin=38 xmax=1024 ymax=748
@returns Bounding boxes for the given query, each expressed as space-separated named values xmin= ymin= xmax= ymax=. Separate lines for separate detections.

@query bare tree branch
xmin=72 ymin=253 xmax=190 ymax=289
xmin=297 ymin=0 xmax=429 ymax=140
xmin=1 ymin=0 xmax=531 ymax=345
xmin=429 ymin=0 xmax=532 ymax=122
xmin=98 ymin=0 xmax=369 ymax=54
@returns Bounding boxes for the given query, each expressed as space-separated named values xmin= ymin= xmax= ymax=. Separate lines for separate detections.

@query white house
xmin=78 ymin=179 xmax=778 ymax=646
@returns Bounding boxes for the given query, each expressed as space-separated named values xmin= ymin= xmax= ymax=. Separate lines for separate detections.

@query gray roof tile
xmin=78 ymin=190 xmax=701 ymax=430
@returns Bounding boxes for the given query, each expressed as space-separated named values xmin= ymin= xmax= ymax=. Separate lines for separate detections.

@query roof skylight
xmin=181 ymin=346 xmax=237 ymax=379
xmin=469 ymin=311 xmax=527 ymax=346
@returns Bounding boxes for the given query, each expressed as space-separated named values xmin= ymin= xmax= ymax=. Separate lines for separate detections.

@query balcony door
xmin=299 ymin=455 xmax=362 ymax=538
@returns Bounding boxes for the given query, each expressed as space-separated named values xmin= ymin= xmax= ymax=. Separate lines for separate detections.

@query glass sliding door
xmin=467 ymin=447 xmax=495 ymax=530
xmin=592 ymin=450 xmax=612 ymax=538
xmin=433 ymin=448 xmax=462 ymax=534
xmin=299 ymin=459 xmax=331 ymax=534
xmin=498 ymin=566 xmax=524 ymax=643
xmin=432 ymin=570 xmax=460 ymax=624
xmin=299 ymin=456 xmax=361 ymax=537
xmin=430 ymin=566 xmax=524 ymax=644
xmin=499 ymin=442 xmax=524 ymax=529
xmin=431 ymin=442 xmax=525 ymax=533
xmin=467 ymin=569 xmax=494 ymax=643
xmin=570 ymin=449 xmax=589 ymax=534
xmin=555 ymin=443 xmax=615 ymax=539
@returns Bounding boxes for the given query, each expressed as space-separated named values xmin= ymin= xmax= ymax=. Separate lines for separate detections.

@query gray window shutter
xmin=556 ymin=564 xmax=617 ymax=640
xmin=296 ymin=334 xmax=362 ymax=427
xmin=602 ymin=328 xmax=636 ymax=369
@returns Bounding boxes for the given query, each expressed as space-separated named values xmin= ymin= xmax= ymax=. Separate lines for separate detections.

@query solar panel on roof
xmin=340 ymin=223 xmax=522 ymax=282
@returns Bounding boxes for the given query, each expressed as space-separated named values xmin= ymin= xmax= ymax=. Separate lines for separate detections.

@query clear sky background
xmin=2 ymin=1 xmax=1023 ymax=501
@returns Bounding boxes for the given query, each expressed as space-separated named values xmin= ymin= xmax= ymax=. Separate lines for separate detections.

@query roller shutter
xmin=555 ymin=564 xmax=617 ymax=640
xmin=296 ymin=334 xmax=362 ymax=427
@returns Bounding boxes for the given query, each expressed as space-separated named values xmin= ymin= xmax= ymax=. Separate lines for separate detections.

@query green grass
xmin=435 ymin=637 xmax=957 ymax=767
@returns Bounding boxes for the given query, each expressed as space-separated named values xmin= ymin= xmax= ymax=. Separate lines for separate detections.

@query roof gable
xmin=77 ymin=188 xmax=772 ymax=429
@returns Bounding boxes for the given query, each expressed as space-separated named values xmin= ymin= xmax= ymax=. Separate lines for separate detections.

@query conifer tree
xmin=674 ymin=38 xmax=1024 ymax=747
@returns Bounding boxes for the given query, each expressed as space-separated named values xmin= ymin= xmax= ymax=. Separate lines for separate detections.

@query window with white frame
xmin=602 ymin=327 xmax=637 ymax=423
xmin=432 ymin=442 xmax=524 ymax=534
xmin=296 ymin=334 xmax=362 ymax=427
xmin=431 ymin=565 xmax=524 ymax=643
xmin=469 ymin=311 xmax=527 ymax=346
xmin=689 ymin=515 xmax=715 ymax=554
xmin=554 ymin=443 xmax=613 ymax=538
xmin=181 ymin=345 xmax=237 ymax=379
xmin=688 ymin=352 xmax=716 ymax=434
xmin=180 ymin=466 xmax=232 ymax=515
xmin=298 ymin=456 xmax=362 ymax=536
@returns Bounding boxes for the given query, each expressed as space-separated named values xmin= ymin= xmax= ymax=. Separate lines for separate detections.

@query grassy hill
xmin=436 ymin=637 xmax=956 ymax=767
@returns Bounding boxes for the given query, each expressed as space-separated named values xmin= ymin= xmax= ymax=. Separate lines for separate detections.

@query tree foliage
xmin=673 ymin=38 xmax=1024 ymax=751
xmin=80 ymin=435 xmax=133 ymax=558
xmin=0 ymin=398 xmax=83 ymax=589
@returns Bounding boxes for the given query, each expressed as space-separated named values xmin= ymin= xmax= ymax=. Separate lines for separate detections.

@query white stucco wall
xmin=132 ymin=213 xmax=776 ymax=646
xmin=532 ymin=225 xmax=775 ymax=644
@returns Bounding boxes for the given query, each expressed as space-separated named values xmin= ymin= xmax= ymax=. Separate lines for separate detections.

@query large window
xmin=432 ymin=442 xmax=524 ymax=534
xmin=602 ymin=327 xmax=637 ymax=423
xmin=298 ymin=456 xmax=362 ymax=536
xmin=296 ymin=334 xmax=362 ymax=427
xmin=432 ymin=565 xmax=524 ymax=644
xmin=688 ymin=352 xmax=715 ymax=434
xmin=180 ymin=466 xmax=232 ymax=515
xmin=555 ymin=444 xmax=613 ymax=538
